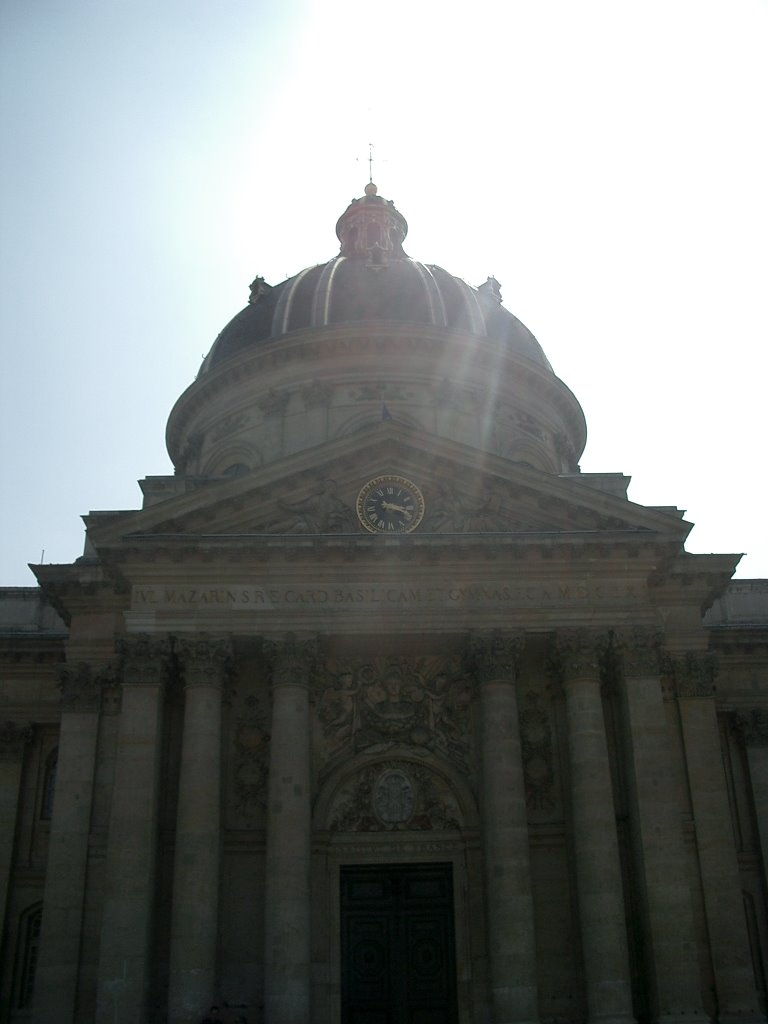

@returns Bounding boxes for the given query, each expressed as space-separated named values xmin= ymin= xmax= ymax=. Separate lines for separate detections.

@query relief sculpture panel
xmin=520 ymin=689 xmax=558 ymax=816
xmin=226 ymin=678 xmax=271 ymax=829
xmin=316 ymin=657 xmax=472 ymax=773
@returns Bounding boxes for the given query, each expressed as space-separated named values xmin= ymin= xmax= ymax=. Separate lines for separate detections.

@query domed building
xmin=0 ymin=186 xmax=767 ymax=1024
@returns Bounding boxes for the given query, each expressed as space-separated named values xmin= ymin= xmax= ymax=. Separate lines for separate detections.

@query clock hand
xmin=381 ymin=501 xmax=412 ymax=516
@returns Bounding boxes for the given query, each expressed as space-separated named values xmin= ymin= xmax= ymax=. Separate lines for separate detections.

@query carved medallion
xmin=328 ymin=760 xmax=461 ymax=832
xmin=374 ymin=770 xmax=415 ymax=824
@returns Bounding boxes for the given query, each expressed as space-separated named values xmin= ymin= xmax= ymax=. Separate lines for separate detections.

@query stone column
xmin=615 ymin=630 xmax=705 ymax=1024
xmin=0 ymin=721 xmax=32 ymax=941
xmin=672 ymin=654 xmax=764 ymax=1024
xmin=33 ymin=664 xmax=107 ymax=1024
xmin=96 ymin=635 xmax=170 ymax=1024
xmin=263 ymin=634 xmax=316 ymax=1024
xmin=467 ymin=630 xmax=539 ymax=1024
xmin=168 ymin=635 xmax=231 ymax=1024
xmin=553 ymin=629 xmax=635 ymax=1024
xmin=735 ymin=709 xmax=768 ymax=890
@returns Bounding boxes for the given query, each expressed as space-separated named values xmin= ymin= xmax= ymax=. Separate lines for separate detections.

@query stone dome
xmin=168 ymin=186 xmax=586 ymax=479
xmin=200 ymin=187 xmax=553 ymax=375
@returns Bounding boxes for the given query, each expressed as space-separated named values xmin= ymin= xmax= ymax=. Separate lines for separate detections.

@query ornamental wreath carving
xmin=327 ymin=760 xmax=461 ymax=832
xmin=230 ymin=690 xmax=271 ymax=827
xmin=520 ymin=691 xmax=556 ymax=812
xmin=317 ymin=657 xmax=471 ymax=772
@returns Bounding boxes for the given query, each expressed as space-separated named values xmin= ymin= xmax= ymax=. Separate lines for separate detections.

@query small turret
xmin=335 ymin=183 xmax=409 ymax=260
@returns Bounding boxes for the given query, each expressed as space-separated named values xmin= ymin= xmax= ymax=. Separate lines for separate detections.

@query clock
xmin=357 ymin=475 xmax=425 ymax=534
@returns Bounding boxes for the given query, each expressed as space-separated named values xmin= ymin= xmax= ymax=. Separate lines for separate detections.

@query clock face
xmin=357 ymin=475 xmax=425 ymax=534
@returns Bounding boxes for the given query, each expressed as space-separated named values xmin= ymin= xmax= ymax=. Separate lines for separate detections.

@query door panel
xmin=341 ymin=864 xmax=457 ymax=1024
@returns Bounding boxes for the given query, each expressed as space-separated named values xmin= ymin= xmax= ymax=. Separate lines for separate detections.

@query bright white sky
xmin=1 ymin=0 xmax=766 ymax=585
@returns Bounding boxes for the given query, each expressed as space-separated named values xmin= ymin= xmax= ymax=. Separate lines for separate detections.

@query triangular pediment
xmin=87 ymin=423 xmax=691 ymax=551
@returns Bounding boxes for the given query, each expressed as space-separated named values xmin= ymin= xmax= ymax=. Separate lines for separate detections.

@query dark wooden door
xmin=341 ymin=863 xmax=458 ymax=1024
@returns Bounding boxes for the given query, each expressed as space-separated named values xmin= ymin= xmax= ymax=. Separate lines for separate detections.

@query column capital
xmin=465 ymin=629 xmax=525 ymax=683
xmin=175 ymin=634 xmax=232 ymax=689
xmin=116 ymin=633 xmax=173 ymax=687
xmin=731 ymin=708 xmax=768 ymax=746
xmin=263 ymin=633 xmax=319 ymax=688
xmin=0 ymin=721 xmax=33 ymax=762
xmin=58 ymin=662 xmax=115 ymax=711
xmin=664 ymin=650 xmax=718 ymax=699
xmin=612 ymin=627 xmax=663 ymax=677
xmin=551 ymin=627 xmax=607 ymax=682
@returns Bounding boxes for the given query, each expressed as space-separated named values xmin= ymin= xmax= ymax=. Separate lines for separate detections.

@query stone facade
xmin=0 ymin=188 xmax=766 ymax=1024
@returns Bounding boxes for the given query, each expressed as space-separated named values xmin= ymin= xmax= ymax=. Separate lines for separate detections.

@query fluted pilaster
xmin=96 ymin=635 xmax=171 ymax=1024
xmin=733 ymin=709 xmax=768 ymax=894
xmin=467 ymin=629 xmax=539 ymax=1024
xmin=263 ymin=633 xmax=317 ymax=1024
xmin=168 ymin=635 xmax=232 ymax=1024
xmin=0 ymin=721 xmax=33 ymax=960
xmin=552 ymin=629 xmax=634 ymax=1024
xmin=614 ymin=630 xmax=706 ymax=1024
xmin=33 ymin=663 xmax=109 ymax=1023
xmin=671 ymin=653 xmax=764 ymax=1023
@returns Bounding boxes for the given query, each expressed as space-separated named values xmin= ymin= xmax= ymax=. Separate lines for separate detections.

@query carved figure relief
xmin=318 ymin=658 xmax=471 ymax=771
xmin=328 ymin=760 xmax=461 ymax=832
xmin=423 ymin=482 xmax=533 ymax=533
xmin=229 ymin=691 xmax=271 ymax=828
xmin=352 ymin=382 xmax=412 ymax=401
xmin=300 ymin=381 xmax=333 ymax=408
xmin=257 ymin=389 xmax=290 ymax=418
xmin=520 ymin=691 xmax=556 ymax=812
xmin=258 ymin=478 xmax=356 ymax=534
xmin=210 ymin=412 xmax=250 ymax=443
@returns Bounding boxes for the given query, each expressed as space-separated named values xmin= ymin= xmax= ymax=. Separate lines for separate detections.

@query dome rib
xmin=273 ymin=265 xmax=319 ymax=336
xmin=410 ymin=261 xmax=448 ymax=327
xmin=312 ymin=257 xmax=346 ymax=327
xmin=199 ymin=189 xmax=556 ymax=376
